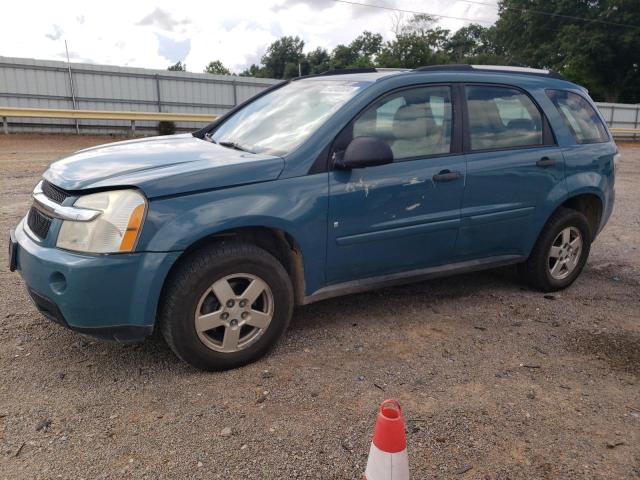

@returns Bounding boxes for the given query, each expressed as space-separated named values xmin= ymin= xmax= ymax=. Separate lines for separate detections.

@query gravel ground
xmin=0 ymin=134 xmax=639 ymax=480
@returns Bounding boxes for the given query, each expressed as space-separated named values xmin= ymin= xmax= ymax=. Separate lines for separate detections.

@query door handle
xmin=433 ymin=170 xmax=461 ymax=182
xmin=536 ymin=157 xmax=556 ymax=167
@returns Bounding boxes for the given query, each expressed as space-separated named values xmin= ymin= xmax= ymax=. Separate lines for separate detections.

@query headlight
xmin=56 ymin=189 xmax=146 ymax=253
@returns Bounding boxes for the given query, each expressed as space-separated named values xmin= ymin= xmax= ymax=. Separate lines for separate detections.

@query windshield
xmin=211 ymin=79 xmax=368 ymax=156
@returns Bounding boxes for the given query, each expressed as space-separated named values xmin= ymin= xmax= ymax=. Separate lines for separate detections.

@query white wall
xmin=0 ymin=56 xmax=280 ymax=135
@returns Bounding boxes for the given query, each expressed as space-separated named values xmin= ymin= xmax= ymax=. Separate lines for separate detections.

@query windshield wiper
xmin=203 ymin=132 xmax=217 ymax=144
xmin=218 ymin=141 xmax=254 ymax=153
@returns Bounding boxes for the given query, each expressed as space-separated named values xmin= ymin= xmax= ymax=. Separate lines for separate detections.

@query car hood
xmin=44 ymin=134 xmax=285 ymax=198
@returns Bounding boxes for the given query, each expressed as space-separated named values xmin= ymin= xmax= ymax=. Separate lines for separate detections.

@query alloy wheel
xmin=548 ymin=226 xmax=583 ymax=280
xmin=194 ymin=273 xmax=274 ymax=353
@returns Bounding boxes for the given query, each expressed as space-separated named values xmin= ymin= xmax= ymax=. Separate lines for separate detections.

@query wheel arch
xmin=557 ymin=192 xmax=603 ymax=239
xmin=529 ymin=189 xmax=602 ymax=257
xmin=158 ymin=226 xmax=307 ymax=308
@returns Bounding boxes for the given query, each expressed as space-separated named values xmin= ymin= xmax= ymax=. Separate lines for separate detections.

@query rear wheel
xmin=519 ymin=207 xmax=592 ymax=292
xmin=159 ymin=242 xmax=294 ymax=371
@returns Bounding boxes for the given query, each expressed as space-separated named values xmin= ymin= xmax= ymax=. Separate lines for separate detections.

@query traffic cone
xmin=364 ymin=399 xmax=409 ymax=480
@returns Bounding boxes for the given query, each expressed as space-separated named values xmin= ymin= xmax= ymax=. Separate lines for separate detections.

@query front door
xmin=326 ymin=85 xmax=466 ymax=284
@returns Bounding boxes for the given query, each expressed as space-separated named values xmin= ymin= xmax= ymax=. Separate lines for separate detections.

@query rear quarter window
xmin=545 ymin=90 xmax=609 ymax=144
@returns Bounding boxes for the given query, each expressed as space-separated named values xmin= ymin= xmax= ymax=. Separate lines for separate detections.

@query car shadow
xmin=564 ymin=328 xmax=640 ymax=376
xmin=288 ymin=265 xmax=524 ymax=333
xmin=38 ymin=265 xmax=524 ymax=373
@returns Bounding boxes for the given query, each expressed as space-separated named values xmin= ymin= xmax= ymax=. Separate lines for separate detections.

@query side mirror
xmin=340 ymin=137 xmax=393 ymax=169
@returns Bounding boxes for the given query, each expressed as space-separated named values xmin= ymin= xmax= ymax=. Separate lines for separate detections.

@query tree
xmin=377 ymin=34 xmax=449 ymax=68
xmin=377 ymin=15 xmax=450 ymax=69
xmin=392 ymin=13 xmax=449 ymax=47
xmin=331 ymin=32 xmax=384 ymax=69
xmin=493 ymin=0 xmax=640 ymax=102
xmin=234 ymin=5 xmax=640 ymax=102
xmin=331 ymin=44 xmax=360 ymax=69
xmin=445 ymin=24 xmax=506 ymax=64
xmin=305 ymin=47 xmax=332 ymax=74
xmin=239 ymin=64 xmax=269 ymax=77
xmin=350 ymin=31 xmax=384 ymax=61
xmin=167 ymin=61 xmax=186 ymax=71
xmin=204 ymin=60 xmax=231 ymax=75
xmin=283 ymin=62 xmax=301 ymax=78
xmin=261 ymin=36 xmax=305 ymax=79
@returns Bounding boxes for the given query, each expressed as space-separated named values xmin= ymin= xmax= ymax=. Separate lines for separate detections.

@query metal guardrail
xmin=0 ymin=107 xmax=216 ymax=136
xmin=610 ymin=128 xmax=640 ymax=135
xmin=1 ymin=106 xmax=638 ymax=138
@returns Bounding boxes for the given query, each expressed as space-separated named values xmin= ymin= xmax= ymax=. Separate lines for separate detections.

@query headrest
xmin=393 ymin=104 xmax=434 ymax=140
xmin=467 ymin=98 xmax=500 ymax=130
xmin=507 ymin=118 xmax=535 ymax=131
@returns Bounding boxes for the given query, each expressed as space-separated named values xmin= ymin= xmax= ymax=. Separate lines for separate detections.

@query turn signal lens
xmin=119 ymin=204 xmax=146 ymax=252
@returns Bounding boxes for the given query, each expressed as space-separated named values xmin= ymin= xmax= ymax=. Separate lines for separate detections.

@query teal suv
xmin=9 ymin=65 xmax=617 ymax=370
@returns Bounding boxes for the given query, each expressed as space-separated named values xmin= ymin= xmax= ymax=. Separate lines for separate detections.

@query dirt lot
xmin=0 ymin=134 xmax=639 ymax=479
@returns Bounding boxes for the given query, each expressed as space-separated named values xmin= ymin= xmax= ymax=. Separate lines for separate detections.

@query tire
xmin=159 ymin=242 xmax=294 ymax=371
xmin=519 ymin=207 xmax=592 ymax=292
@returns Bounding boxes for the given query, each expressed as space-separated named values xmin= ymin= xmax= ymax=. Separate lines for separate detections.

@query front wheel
xmin=519 ymin=207 xmax=592 ymax=292
xmin=159 ymin=242 xmax=294 ymax=371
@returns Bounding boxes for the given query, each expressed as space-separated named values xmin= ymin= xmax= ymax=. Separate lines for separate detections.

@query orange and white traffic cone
xmin=364 ymin=399 xmax=409 ymax=480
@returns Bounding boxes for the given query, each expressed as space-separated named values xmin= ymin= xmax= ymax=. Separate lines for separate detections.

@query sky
xmin=1 ymin=0 xmax=498 ymax=74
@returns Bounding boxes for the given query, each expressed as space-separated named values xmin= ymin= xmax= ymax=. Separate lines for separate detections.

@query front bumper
xmin=12 ymin=218 xmax=181 ymax=342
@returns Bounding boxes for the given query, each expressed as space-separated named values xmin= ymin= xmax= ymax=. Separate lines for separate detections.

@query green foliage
xmin=493 ymin=0 xmax=640 ymax=102
xmin=261 ymin=36 xmax=305 ymax=79
xmin=305 ymin=47 xmax=332 ymax=74
xmin=283 ymin=62 xmax=301 ymax=79
xmin=330 ymin=32 xmax=384 ymax=69
xmin=158 ymin=120 xmax=176 ymax=135
xmin=237 ymin=4 xmax=639 ymax=102
xmin=167 ymin=61 xmax=186 ymax=71
xmin=239 ymin=64 xmax=269 ymax=77
xmin=331 ymin=44 xmax=361 ymax=69
xmin=445 ymin=24 xmax=507 ymax=64
xmin=204 ymin=60 xmax=231 ymax=75
xmin=350 ymin=31 xmax=384 ymax=59
xmin=376 ymin=15 xmax=450 ymax=69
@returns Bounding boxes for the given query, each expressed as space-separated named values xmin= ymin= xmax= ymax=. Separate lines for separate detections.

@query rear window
xmin=545 ymin=90 xmax=609 ymax=144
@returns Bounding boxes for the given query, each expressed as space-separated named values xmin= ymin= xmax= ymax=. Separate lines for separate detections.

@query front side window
xmin=352 ymin=86 xmax=452 ymax=160
xmin=546 ymin=90 xmax=609 ymax=144
xmin=212 ymin=79 xmax=368 ymax=156
xmin=466 ymin=86 xmax=543 ymax=151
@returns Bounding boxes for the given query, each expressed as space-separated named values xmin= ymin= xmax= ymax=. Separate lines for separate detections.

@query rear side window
xmin=545 ymin=90 xmax=609 ymax=144
xmin=466 ymin=86 xmax=543 ymax=151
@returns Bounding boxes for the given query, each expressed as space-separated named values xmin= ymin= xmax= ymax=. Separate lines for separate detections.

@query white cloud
xmin=44 ymin=24 xmax=64 ymax=41
xmin=1 ymin=0 xmax=498 ymax=73
xmin=137 ymin=8 xmax=191 ymax=31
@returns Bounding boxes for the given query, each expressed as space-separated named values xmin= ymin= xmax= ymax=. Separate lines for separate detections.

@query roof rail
xmin=292 ymin=67 xmax=402 ymax=81
xmin=414 ymin=64 xmax=567 ymax=80
xmin=316 ymin=67 xmax=377 ymax=76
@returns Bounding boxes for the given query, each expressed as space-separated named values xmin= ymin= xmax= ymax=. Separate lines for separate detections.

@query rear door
xmin=455 ymin=84 xmax=565 ymax=260
xmin=326 ymin=85 xmax=466 ymax=284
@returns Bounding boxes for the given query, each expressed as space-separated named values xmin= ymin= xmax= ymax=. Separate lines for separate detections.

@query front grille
xmin=27 ymin=207 xmax=53 ymax=239
xmin=42 ymin=180 xmax=71 ymax=204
